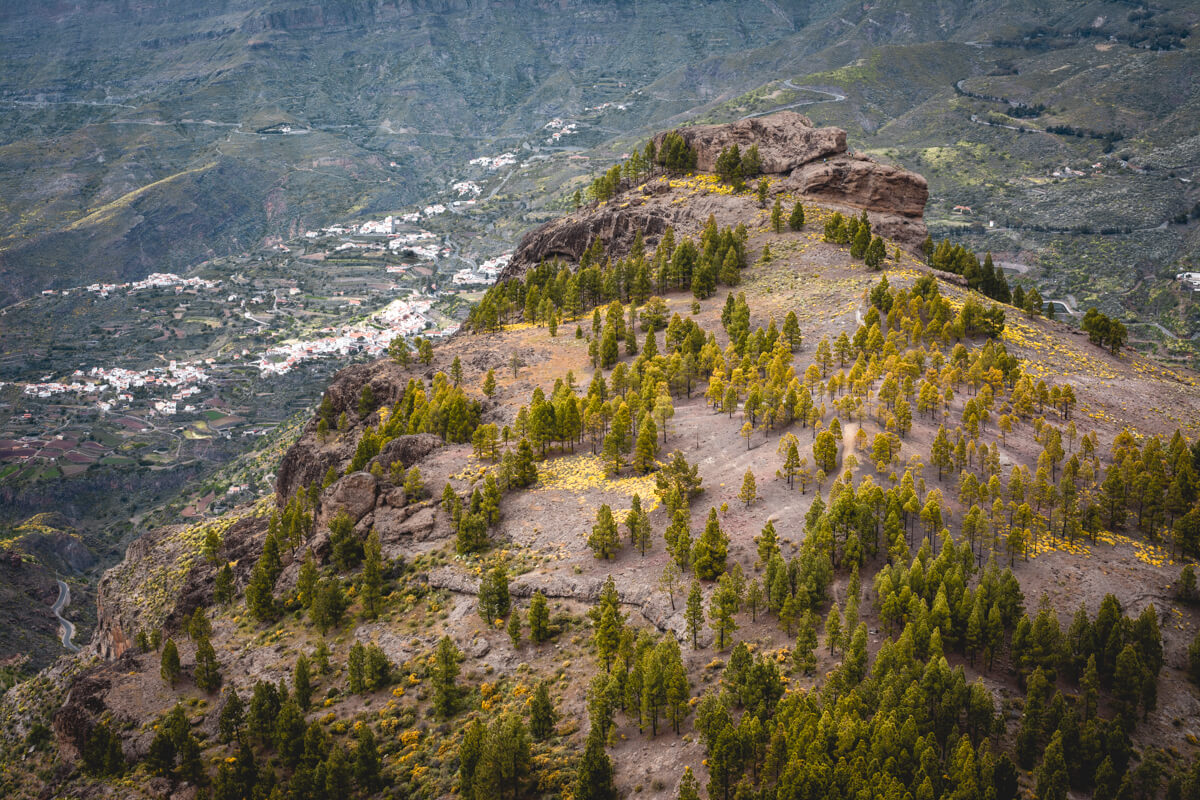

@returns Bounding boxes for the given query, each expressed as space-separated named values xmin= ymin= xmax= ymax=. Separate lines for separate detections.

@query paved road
xmin=740 ymin=82 xmax=846 ymax=120
xmin=53 ymin=579 xmax=80 ymax=653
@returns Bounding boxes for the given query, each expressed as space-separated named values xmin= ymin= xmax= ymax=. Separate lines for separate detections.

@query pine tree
xmin=530 ymin=681 xmax=556 ymax=740
xmin=246 ymin=560 xmax=277 ymax=623
xmin=482 ymin=368 xmax=497 ymax=398
xmin=709 ymin=575 xmax=740 ymax=650
xmin=459 ymin=720 xmax=486 ymax=800
xmin=194 ymin=635 xmax=221 ymax=692
xmin=788 ymin=201 xmax=805 ymax=231
xmin=825 ymin=603 xmax=843 ymax=656
xmin=404 ymin=465 xmax=425 ymax=502
xmin=746 ymin=579 xmax=764 ymax=623
xmin=529 ymin=591 xmax=551 ymax=643
xmin=771 ymin=198 xmax=784 ymax=233
xmin=633 ymin=414 xmax=660 ymax=473
xmin=665 ymin=508 xmax=693 ymax=570
xmin=326 ymin=743 xmax=353 ymax=797
xmin=595 ymin=603 xmax=622 ymax=670
xmin=360 ymin=528 xmax=383 ymax=620
xmin=677 ymin=766 xmax=702 ymax=800
xmin=432 ymin=635 xmax=461 ymax=718
xmin=187 ymin=606 xmax=212 ymax=641
xmin=294 ymin=654 xmax=312 ymax=711
xmin=588 ymin=504 xmax=621 ymax=559
xmin=739 ymin=470 xmax=758 ymax=507
xmin=475 ymin=713 xmax=533 ymax=800
xmin=686 ymin=581 xmax=704 ymax=648
xmin=214 ymin=562 xmax=235 ymax=605
xmin=160 ymin=638 xmax=181 ymax=687
xmin=218 ymin=688 xmax=244 ymax=743
xmin=659 ymin=560 xmax=683 ymax=610
xmin=478 ymin=562 xmax=511 ymax=622
xmin=1035 ymin=730 xmax=1069 ymax=800
xmin=851 ymin=223 xmax=870 ymax=259
xmin=794 ymin=611 xmax=818 ymax=674
xmin=274 ymin=700 xmax=305 ymax=767
xmin=756 ymin=519 xmax=780 ymax=565
xmin=627 ymin=497 xmax=653 ymax=556
xmin=691 ymin=508 xmax=729 ymax=580
xmin=353 ymin=725 xmax=383 ymax=794
xmin=297 ymin=551 xmax=318 ymax=610
xmin=348 ymin=641 xmax=366 ymax=694
xmin=389 ymin=336 xmax=411 ymax=365
xmin=575 ymin=729 xmax=617 ymax=800
xmin=865 ymin=235 xmax=886 ymax=270
xmin=310 ymin=577 xmax=347 ymax=634
xmin=508 ymin=609 xmax=522 ymax=647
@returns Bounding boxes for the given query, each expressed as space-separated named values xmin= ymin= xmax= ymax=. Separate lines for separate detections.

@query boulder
xmin=653 ymin=111 xmax=846 ymax=174
xmin=372 ymin=433 xmax=443 ymax=474
xmin=375 ymin=505 xmax=439 ymax=547
xmin=321 ymin=472 xmax=377 ymax=524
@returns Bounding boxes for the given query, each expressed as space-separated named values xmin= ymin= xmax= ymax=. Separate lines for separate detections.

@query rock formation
xmin=504 ymin=111 xmax=928 ymax=279
xmin=651 ymin=111 xmax=846 ymax=175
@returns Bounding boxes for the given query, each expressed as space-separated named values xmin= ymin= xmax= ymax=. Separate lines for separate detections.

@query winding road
xmin=740 ymin=81 xmax=846 ymax=120
xmin=53 ymin=579 xmax=80 ymax=653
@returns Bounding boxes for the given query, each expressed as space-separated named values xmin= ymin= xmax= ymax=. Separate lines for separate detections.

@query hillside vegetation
xmin=4 ymin=142 xmax=1200 ymax=799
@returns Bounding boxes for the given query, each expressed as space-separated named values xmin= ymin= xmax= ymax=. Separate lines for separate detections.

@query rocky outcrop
xmin=373 ymin=433 xmax=442 ymax=474
xmin=503 ymin=197 xmax=677 ymax=281
xmin=320 ymin=471 xmax=378 ymax=526
xmin=652 ymin=111 xmax=846 ymax=175
xmin=275 ymin=360 xmax=427 ymax=502
xmin=504 ymin=112 xmax=930 ymax=279
xmin=423 ymin=566 xmax=709 ymax=645
xmin=782 ymin=156 xmax=928 ymax=219
xmin=53 ymin=668 xmax=113 ymax=762
xmin=91 ymin=509 xmax=267 ymax=661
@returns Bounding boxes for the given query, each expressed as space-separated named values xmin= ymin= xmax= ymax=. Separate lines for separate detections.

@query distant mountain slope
xmin=0 ymin=0 xmax=839 ymax=304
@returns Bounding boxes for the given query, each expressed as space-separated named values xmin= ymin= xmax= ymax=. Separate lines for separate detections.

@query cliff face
xmin=504 ymin=111 xmax=928 ymax=280
xmin=90 ymin=508 xmax=268 ymax=661
xmin=504 ymin=185 xmax=679 ymax=276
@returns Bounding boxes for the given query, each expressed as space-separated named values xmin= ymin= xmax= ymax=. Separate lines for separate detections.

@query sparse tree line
xmin=468 ymin=219 xmax=751 ymax=333
xmin=823 ymin=210 xmax=889 ymax=271
xmin=582 ymin=132 xmax=698 ymax=205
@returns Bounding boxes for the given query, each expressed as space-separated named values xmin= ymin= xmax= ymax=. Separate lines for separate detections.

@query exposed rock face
xmin=321 ymin=472 xmax=378 ymax=525
xmin=373 ymin=433 xmax=443 ymax=474
xmin=90 ymin=511 xmax=268 ymax=661
xmin=53 ymin=668 xmax=113 ymax=761
xmin=782 ymin=156 xmax=928 ymax=219
xmin=275 ymin=360 xmax=428 ymax=502
xmin=652 ymin=111 xmax=846 ymax=175
xmin=503 ymin=199 xmax=677 ymax=281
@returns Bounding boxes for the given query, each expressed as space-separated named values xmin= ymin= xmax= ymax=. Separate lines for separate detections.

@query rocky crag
xmin=504 ymin=111 xmax=927 ymax=278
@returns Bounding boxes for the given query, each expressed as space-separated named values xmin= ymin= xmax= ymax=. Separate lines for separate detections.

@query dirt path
xmin=842 ymin=421 xmax=860 ymax=457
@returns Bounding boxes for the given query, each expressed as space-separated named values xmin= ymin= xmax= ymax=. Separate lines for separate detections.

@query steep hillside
xmin=0 ymin=514 xmax=96 ymax=676
xmin=4 ymin=120 xmax=1200 ymax=799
